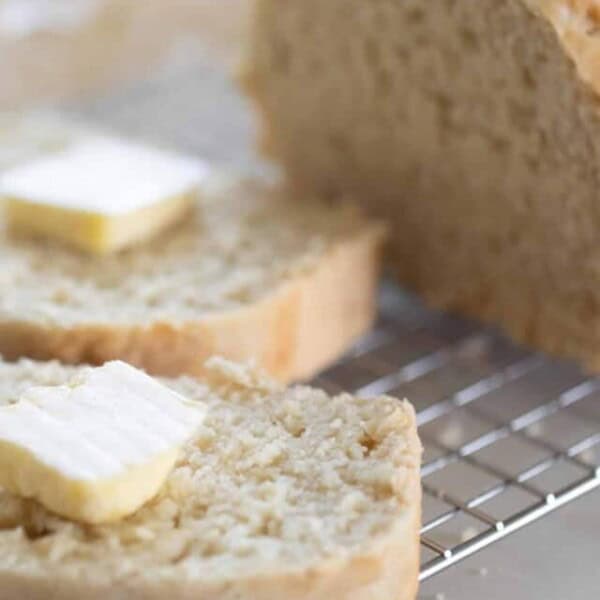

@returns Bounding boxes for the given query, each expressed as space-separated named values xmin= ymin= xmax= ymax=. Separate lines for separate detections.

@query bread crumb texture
xmin=0 ymin=358 xmax=421 ymax=591
xmin=0 ymin=177 xmax=375 ymax=325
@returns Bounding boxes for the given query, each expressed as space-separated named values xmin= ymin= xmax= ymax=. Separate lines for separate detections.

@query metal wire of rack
xmin=313 ymin=281 xmax=600 ymax=581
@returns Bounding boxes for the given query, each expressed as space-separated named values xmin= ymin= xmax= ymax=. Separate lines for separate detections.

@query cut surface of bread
xmin=0 ymin=357 xmax=422 ymax=600
xmin=0 ymin=173 xmax=384 ymax=381
xmin=245 ymin=0 xmax=600 ymax=369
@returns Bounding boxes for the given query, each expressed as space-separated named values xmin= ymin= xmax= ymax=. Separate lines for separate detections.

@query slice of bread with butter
xmin=0 ymin=115 xmax=385 ymax=381
xmin=0 ymin=356 xmax=422 ymax=600
xmin=1 ymin=136 xmax=206 ymax=254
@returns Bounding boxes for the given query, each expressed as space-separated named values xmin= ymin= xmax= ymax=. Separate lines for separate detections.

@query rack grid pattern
xmin=313 ymin=282 xmax=600 ymax=580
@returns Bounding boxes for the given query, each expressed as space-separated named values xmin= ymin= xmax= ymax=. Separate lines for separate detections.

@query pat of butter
xmin=0 ymin=137 xmax=207 ymax=254
xmin=0 ymin=361 xmax=206 ymax=524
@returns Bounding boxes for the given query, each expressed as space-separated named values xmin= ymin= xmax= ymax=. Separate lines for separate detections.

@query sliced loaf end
xmin=244 ymin=0 xmax=600 ymax=370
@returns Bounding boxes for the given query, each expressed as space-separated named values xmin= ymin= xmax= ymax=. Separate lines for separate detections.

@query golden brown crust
xmin=527 ymin=0 xmax=600 ymax=94
xmin=0 ymin=227 xmax=383 ymax=382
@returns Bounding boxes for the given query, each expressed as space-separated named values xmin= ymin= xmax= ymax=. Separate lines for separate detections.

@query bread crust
xmin=0 ymin=227 xmax=383 ymax=382
xmin=525 ymin=1 xmax=600 ymax=95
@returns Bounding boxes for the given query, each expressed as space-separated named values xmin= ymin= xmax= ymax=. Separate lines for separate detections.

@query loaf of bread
xmin=0 ymin=172 xmax=384 ymax=381
xmin=244 ymin=0 xmax=600 ymax=369
xmin=0 ymin=357 xmax=422 ymax=600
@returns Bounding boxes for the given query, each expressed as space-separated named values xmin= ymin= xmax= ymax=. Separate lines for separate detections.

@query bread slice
xmin=244 ymin=0 xmax=600 ymax=369
xmin=0 ymin=357 xmax=422 ymax=600
xmin=0 ymin=170 xmax=384 ymax=382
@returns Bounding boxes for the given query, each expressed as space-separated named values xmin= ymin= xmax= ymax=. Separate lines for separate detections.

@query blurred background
xmin=0 ymin=0 xmax=248 ymax=109
xmin=0 ymin=0 xmax=265 ymax=174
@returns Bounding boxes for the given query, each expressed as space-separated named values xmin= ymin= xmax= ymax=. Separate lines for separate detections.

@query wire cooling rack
xmin=66 ymin=53 xmax=600 ymax=581
xmin=313 ymin=281 xmax=600 ymax=580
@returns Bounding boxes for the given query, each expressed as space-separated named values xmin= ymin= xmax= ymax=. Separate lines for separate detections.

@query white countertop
xmin=420 ymin=491 xmax=599 ymax=599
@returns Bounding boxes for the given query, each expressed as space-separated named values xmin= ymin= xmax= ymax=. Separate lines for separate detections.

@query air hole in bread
xmin=360 ymin=435 xmax=377 ymax=456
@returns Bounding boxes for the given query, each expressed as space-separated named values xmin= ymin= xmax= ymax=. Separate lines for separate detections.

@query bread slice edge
xmin=0 ymin=224 xmax=385 ymax=382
